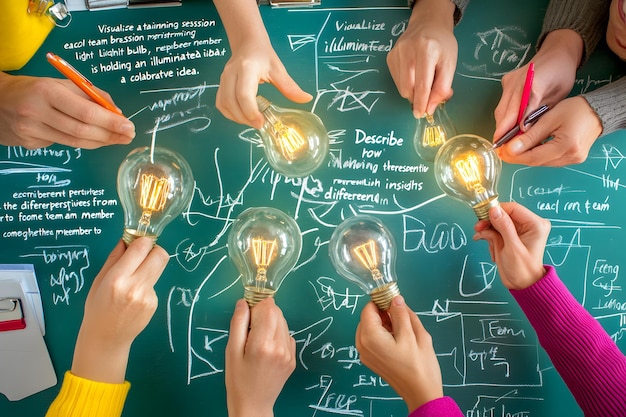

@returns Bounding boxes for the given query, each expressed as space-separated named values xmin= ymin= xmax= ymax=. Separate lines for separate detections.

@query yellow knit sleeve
xmin=45 ymin=371 xmax=131 ymax=417
xmin=0 ymin=1 xmax=54 ymax=71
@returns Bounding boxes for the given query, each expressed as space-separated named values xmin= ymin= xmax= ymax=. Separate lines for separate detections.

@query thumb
xmin=506 ymin=114 xmax=555 ymax=155
xmin=486 ymin=205 xmax=523 ymax=249
xmin=270 ymin=65 xmax=313 ymax=104
xmin=387 ymin=295 xmax=414 ymax=342
xmin=226 ymin=299 xmax=251 ymax=356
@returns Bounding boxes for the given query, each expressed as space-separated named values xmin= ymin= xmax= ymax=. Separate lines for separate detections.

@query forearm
xmin=213 ymin=0 xmax=270 ymax=50
xmin=511 ymin=266 xmax=626 ymax=416
xmin=408 ymin=0 xmax=468 ymax=25
xmin=581 ymin=76 xmax=626 ymax=137
xmin=538 ymin=0 xmax=610 ymax=65
xmin=71 ymin=328 xmax=132 ymax=384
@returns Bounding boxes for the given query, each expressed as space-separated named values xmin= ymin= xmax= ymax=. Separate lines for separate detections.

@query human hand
xmin=386 ymin=0 xmax=457 ymax=118
xmin=473 ymin=202 xmax=550 ymax=290
xmin=355 ymin=296 xmax=443 ymax=413
xmin=225 ymin=298 xmax=296 ymax=417
xmin=215 ymin=37 xmax=312 ymax=129
xmin=493 ymin=29 xmax=583 ymax=140
xmin=0 ymin=73 xmax=135 ymax=150
xmin=71 ymin=238 xmax=169 ymax=383
xmin=495 ymin=96 xmax=602 ymax=166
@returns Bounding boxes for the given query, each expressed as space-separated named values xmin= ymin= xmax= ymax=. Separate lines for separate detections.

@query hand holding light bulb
xmin=413 ymin=102 xmax=457 ymax=162
xmin=228 ymin=207 xmax=302 ymax=307
xmin=117 ymin=146 xmax=194 ymax=245
xmin=256 ymin=96 xmax=329 ymax=178
xmin=434 ymin=134 xmax=501 ymax=220
xmin=328 ymin=215 xmax=401 ymax=311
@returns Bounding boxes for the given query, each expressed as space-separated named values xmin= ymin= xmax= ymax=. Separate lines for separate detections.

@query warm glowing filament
xmin=454 ymin=155 xmax=486 ymax=194
xmin=422 ymin=125 xmax=447 ymax=148
xmin=140 ymin=174 xmax=170 ymax=211
xmin=353 ymin=240 xmax=383 ymax=281
xmin=271 ymin=121 xmax=307 ymax=161
xmin=136 ymin=174 xmax=170 ymax=235
xmin=251 ymin=238 xmax=277 ymax=283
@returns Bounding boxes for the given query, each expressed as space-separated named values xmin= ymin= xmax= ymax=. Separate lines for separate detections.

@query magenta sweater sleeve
xmin=510 ymin=265 xmax=626 ymax=416
xmin=407 ymin=396 xmax=464 ymax=417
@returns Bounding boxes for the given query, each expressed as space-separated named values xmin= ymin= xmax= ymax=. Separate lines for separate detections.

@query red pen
xmin=46 ymin=52 xmax=123 ymax=115
xmin=517 ymin=62 xmax=535 ymax=125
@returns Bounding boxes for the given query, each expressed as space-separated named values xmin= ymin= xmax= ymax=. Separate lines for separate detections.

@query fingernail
xmin=393 ymin=295 xmax=405 ymax=306
xmin=121 ymin=123 xmax=135 ymax=134
xmin=235 ymin=299 xmax=247 ymax=310
xmin=491 ymin=205 xmax=503 ymax=220
xmin=509 ymin=139 xmax=523 ymax=154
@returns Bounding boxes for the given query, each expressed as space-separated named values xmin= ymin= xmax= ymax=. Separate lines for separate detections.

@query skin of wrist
xmin=540 ymin=29 xmax=584 ymax=67
xmin=71 ymin=330 xmax=132 ymax=384
xmin=410 ymin=0 xmax=455 ymax=27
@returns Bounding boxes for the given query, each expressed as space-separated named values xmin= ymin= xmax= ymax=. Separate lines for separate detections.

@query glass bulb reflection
xmin=413 ymin=102 xmax=457 ymax=162
xmin=328 ymin=215 xmax=401 ymax=310
xmin=256 ymin=95 xmax=329 ymax=178
xmin=117 ymin=146 xmax=194 ymax=244
xmin=228 ymin=207 xmax=302 ymax=307
xmin=433 ymin=134 xmax=501 ymax=220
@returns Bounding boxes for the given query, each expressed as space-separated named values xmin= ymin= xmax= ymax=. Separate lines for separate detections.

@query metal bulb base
xmin=473 ymin=197 xmax=500 ymax=220
xmin=122 ymin=229 xmax=157 ymax=246
xmin=370 ymin=282 xmax=401 ymax=311
xmin=244 ymin=287 xmax=276 ymax=307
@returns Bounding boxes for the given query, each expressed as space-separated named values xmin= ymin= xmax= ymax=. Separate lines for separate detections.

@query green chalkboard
xmin=1 ymin=1 xmax=625 ymax=416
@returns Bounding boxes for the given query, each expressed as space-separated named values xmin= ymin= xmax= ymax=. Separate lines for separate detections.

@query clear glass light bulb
xmin=433 ymin=134 xmax=501 ymax=220
xmin=256 ymin=95 xmax=329 ymax=178
xmin=328 ymin=215 xmax=401 ymax=310
xmin=227 ymin=207 xmax=302 ymax=307
xmin=413 ymin=102 xmax=457 ymax=162
xmin=117 ymin=146 xmax=194 ymax=244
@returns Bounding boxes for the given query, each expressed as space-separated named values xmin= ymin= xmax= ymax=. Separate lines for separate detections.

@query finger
xmin=426 ymin=62 xmax=455 ymax=115
xmin=134 ymin=244 xmax=169 ymax=287
xmin=250 ymin=297 xmax=279 ymax=334
xmin=235 ymin=73 xmax=264 ymax=129
xmin=107 ymin=237 xmax=155 ymax=278
xmin=227 ymin=299 xmax=251 ymax=357
xmin=505 ymin=113 xmax=558 ymax=156
xmin=269 ymin=63 xmax=313 ymax=104
xmin=387 ymin=295 xmax=414 ymax=342
xmin=500 ymin=202 xmax=550 ymax=233
xmin=473 ymin=219 xmax=491 ymax=233
xmin=216 ymin=71 xmax=245 ymax=125
xmin=90 ymin=239 xmax=126 ymax=291
xmin=484 ymin=205 xmax=527 ymax=250
xmin=51 ymin=83 xmax=135 ymax=141
xmin=412 ymin=62 xmax=435 ymax=118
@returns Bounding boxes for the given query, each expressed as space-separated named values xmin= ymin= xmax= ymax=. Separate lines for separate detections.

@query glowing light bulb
xmin=328 ymin=215 xmax=401 ymax=310
xmin=413 ymin=102 xmax=457 ymax=162
xmin=117 ymin=146 xmax=194 ymax=244
xmin=433 ymin=134 xmax=501 ymax=220
xmin=256 ymin=95 xmax=329 ymax=178
xmin=228 ymin=207 xmax=302 ymax=307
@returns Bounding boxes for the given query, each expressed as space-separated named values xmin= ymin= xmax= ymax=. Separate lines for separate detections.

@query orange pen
xmin=46 ymin=52 xmax=123 ymax=115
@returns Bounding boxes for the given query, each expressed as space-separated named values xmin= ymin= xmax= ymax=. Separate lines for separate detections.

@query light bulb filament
xmin=454 ymin=155 xmax=487 ymax=194
xmin=270 ymin=120 xmax=307 ymax=161
xmin=422 ymin=125 xmax=447 ymax=148
xmin=251 ymin=238 xmax=277 ymax=283
xmin=137 ymin=173 xmax=170 ymax=235
xmin=353 ymin=240 xmax=383 ymax=281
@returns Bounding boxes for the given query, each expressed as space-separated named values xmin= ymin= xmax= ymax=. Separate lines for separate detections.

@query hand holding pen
xmin=0 ymin=61 xmax=135 ymax=149
xmin=494 ymin=96 xmax=602 ymax=167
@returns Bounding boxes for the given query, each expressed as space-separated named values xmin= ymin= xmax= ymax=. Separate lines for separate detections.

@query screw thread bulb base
xmin=370 ymin=282 xmax=401 ymax=311
xmin=244 ymin=287 xmax=276 ymax=307
xmin=473 ymin=197 xmax=500 ymax=220
xmin=122 ymin=229 xmax=157 ymax=246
